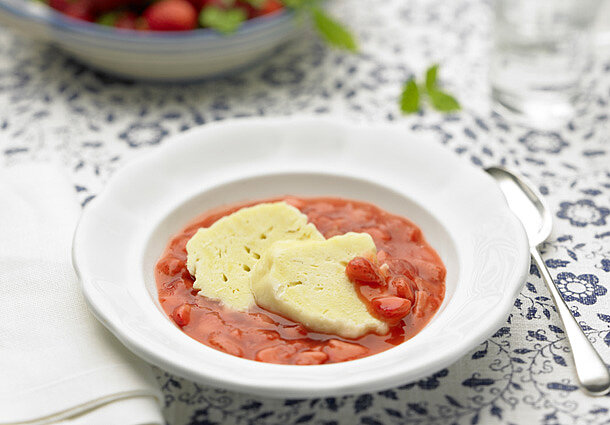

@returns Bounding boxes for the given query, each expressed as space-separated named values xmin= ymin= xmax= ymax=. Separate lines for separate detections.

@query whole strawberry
xmin=48 ymin=0 xmax=71 ymax=12
xmin=143 ymin=0 xmax=198 ymax=31
xmin=64 ymin=0 xmax=95 ymax=21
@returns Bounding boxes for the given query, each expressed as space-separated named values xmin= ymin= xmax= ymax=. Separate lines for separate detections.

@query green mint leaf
xmin=425 ymin=64 xmax=438 ymax=92
xmin=428 ymin=89 xmax=461 ymax=112
xmin=311 ymin=7 xmax=358 ymax=52
xmin=398 ymin=64 xmax=461 ymax=114
xmin=200 ymin=6 xmax=247 ymax=34
xmin=400 ymin=78 xmax=420 ymax=114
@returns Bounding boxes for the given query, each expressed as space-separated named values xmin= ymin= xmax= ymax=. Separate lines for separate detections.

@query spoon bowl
xmin=485 ymin=167 xmax=552 ymax=247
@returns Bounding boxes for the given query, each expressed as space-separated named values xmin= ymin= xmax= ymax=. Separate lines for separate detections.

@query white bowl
xmin=72 ymin=117 xmax=530 ymax=397
xmin=0 ymin=0 xmax=297 ymax=81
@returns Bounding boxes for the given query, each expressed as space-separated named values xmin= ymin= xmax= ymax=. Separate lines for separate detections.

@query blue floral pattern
xmin=119 ymin=122 xmax=169 ymax=148
xmin=556 ymin=272 xmax=607 ymax=305
xmin=518 ymin=130 xmax=569 ymax=154
xmin=1 ymin=0 xmax=610 ymax=423
xmin=557 ymin=200 xmax=610 ymax=227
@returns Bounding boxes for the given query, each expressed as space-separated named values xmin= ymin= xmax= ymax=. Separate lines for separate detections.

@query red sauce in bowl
xmin=155 ymin=197 xmax=445 ymax=365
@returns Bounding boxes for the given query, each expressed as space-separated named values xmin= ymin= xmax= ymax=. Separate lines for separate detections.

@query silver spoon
xmin=486 ymin=166 xmax=610 ymax=396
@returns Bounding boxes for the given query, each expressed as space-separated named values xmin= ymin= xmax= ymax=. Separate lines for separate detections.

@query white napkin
xmin=0 ymin=164 xmax=164 ymax=425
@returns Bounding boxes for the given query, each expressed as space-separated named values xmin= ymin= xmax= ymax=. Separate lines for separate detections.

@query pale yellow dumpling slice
xmin=250 ymin=232 xmax=389 ymax=338
xmin=186 ymin=202 xmax=324 ymax=311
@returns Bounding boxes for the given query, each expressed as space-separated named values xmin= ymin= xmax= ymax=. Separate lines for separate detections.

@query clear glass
xmin=594 ymin=0 xmax=610 ymax=46
xmin=491 ymin=0 xmax=601 ymax=127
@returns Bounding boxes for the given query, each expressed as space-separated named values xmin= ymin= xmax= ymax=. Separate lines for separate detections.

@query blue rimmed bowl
xmin=0 ymin=0 xmax=297 ymax=81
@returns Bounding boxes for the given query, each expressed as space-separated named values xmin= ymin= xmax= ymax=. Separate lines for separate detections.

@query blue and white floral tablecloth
xmin=1 ymin=0 xmax=609 ymax=423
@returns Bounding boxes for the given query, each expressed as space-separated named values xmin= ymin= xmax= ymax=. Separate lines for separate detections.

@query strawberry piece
xmin=258 ymin=0 xmax=283 ymax=16
xmin=294 ymin=351 xmax=328 ymax=365
xmin=64 ymin=0 xmax=95 ymax=21
xmin=194 ymin=312 xmax=223 ymax=335
xmin=144 ymin=0 xmax=198 ymax=31
xmin=255 ymin=344 xmax=297 ymax=364
xmin=208 ymin=332 xmax=243 ymax=357
xmin=385 ymin=258 xmax=417 ymax=280
xmin=255 ymin=329 xmax=280 ymax=341
xmin=371 ymin=296 xmax=412 ymax=322
xmin=388 ymin=276 xmax=415 ymax=302
xmin=355 ymin=282 xmax=385 ymax=303
xmin=412 ymin=290 xmax=429 ymax=318
xmin=156 ymin=256 xmax=183 ymax=276
xmin=376 ymin=250 xmax=389 ymax=263
xmin=172 ymin=303 xmax=191 ymax=327
xmin=412 ymin=291 xmax=442 ymax=318
xmin=345 ymin=257 xmax=383 ymax=285
xmin=282 ymin=325 xmax=308 ymax=339
xmin=410 ymin=258 xmax=447 ymax=282
xmin=324 ymin=340 xmax=368 ymax=363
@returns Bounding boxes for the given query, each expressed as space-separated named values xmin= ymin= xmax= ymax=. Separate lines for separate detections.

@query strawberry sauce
xmin=155 ymin=197 xmax=445 ymax=364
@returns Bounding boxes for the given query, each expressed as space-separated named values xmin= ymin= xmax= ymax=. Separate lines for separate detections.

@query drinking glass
xmin=491 ymin=0 xmax=601 ymax=127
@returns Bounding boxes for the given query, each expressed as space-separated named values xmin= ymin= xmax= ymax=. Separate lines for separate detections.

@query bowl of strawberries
xmin=0 ymin=0 xmax=298 ymax=80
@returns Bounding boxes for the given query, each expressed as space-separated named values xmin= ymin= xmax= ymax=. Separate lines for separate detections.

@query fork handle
xmin=531 ymin=248 xmax=610 ymax=396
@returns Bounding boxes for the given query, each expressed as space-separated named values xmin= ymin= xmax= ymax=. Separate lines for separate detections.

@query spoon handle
xmin=531 ymin=248 xmax=610 ymax=396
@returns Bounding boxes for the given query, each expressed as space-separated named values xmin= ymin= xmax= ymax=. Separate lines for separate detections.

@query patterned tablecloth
xmin=1 ymin=0 xmax=609 ymax=423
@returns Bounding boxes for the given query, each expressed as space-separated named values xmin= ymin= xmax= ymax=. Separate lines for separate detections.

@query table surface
xmin=1 ymin=0 xmax=609 ymax=424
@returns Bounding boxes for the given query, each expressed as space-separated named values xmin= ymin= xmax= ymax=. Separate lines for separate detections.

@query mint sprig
xmin=400 ymin=64 xmax=461 ymax=114
xmin=428 ymin=89 xmax=460 ymax=112
xmin=425 ymin=64 xmax=438 ymax=93
xmin=311 ymin=6 xmax=357 ymax=52
xmin=199 ymin=0 xmax=357 ymax=52
xmin=288 ymin=1 xmax=357 ymax=51
xmin=400 ymin=78 xmax=419 ymax=114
